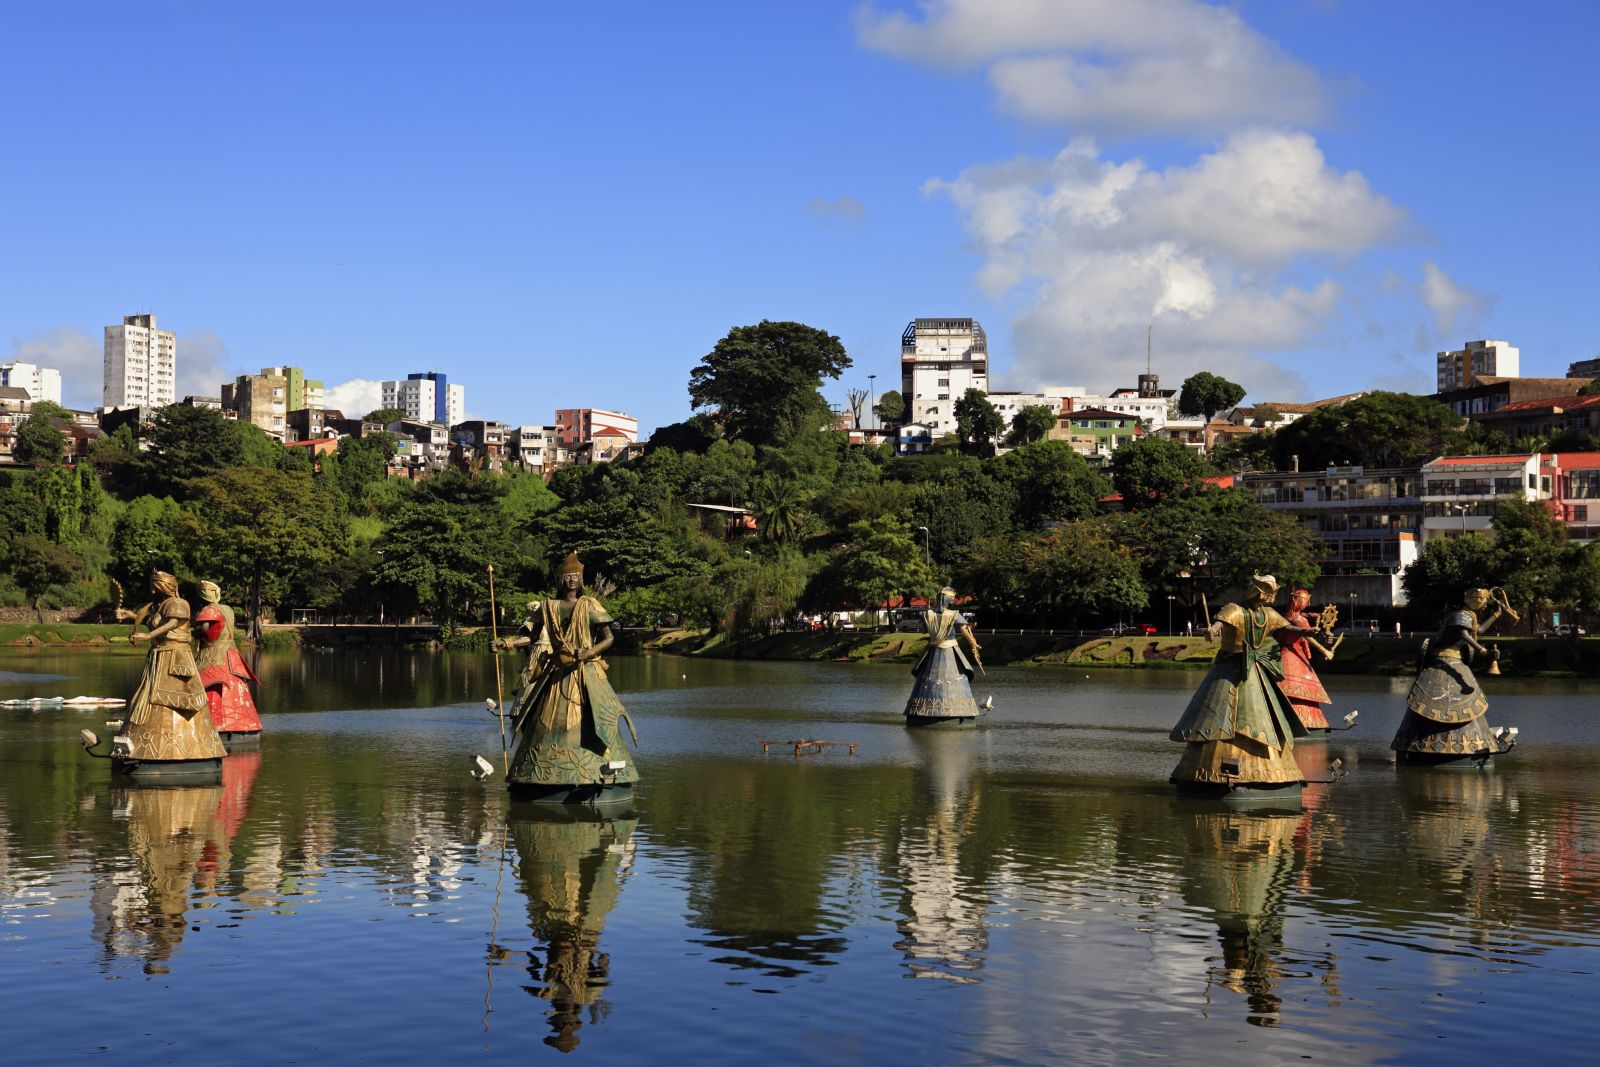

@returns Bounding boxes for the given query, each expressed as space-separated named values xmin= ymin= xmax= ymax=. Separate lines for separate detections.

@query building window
xmin=1573 ymin=505 xmax=1589 ymax=522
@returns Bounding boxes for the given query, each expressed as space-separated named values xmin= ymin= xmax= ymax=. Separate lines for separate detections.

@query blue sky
xmin=2 ymin=1 xmax=1595 ymax=432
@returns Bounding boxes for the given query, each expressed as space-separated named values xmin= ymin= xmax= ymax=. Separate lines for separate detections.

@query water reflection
xmin=894 ymin=731 xmax=987 ymax=983
xmin=501 ymin=806 xmax=636 ymax=1053
xmin=1178 ymin=810 xmax=1300 ymax=1026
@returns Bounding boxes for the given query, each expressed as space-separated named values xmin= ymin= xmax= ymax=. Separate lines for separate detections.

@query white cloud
xmin=856 ymin=0 xmax=1327 ymax=135
xmin=323 ymin=379 xmax=386 ymax=419
xmin=806 ymin=194 xmax=866 ymax=227
xmin=926 ymin=131 xmax=1403 ymax=398
xmin=176 ymin=330 xmax=235 ymax=400
xmin=6 ymin=326 xmax=100 ymax=408
xmin=1418 ymin=261 xmax=1492 ymax=335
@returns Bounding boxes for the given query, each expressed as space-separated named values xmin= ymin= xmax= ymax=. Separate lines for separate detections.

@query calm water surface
xmin=2 ymin=649 xmax=1597 ymax=1065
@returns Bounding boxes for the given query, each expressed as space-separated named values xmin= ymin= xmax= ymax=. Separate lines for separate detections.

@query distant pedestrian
xmin=1394 ymin=621 xmax=1401 ymax=637
xmin=1185 ymin=620 xmax=1193 ymax=638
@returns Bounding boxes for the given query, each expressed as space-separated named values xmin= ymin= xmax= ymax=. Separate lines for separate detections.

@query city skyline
xmin=2 ymin=2 xmax=1594 ymax=435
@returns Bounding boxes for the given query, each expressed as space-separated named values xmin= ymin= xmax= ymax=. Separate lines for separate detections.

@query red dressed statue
xmin=1275 ymin=588 xmax=1338 ymax=737
xmin=195 ymin=580 xmax=263 ymax=748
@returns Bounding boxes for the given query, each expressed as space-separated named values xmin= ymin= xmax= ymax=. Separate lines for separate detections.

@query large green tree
xmin=688 ymin=320 xmax=851 ymax=448
xmin=953 ymin=388 xmax=1005 ymax=455
xmin=957 ymin=523 xmax=1146 ymax=626
xmin=872 ymin=389 xmax=905 ymax=426
xmin=9 ymin=534 xmax=83 ymax=616
xmin=1269 ymin=392 xmax=1466 ymax=471
xmin=1107 ymin=489 xmax=1320 ymax=599
xmin=372 ymin=473 xmax=519 ymax=624
xmin=12 ymin=401 xmax=71 ymax=467
xmin=806 ymin=515 xmax=938 ymax=611
xmin=1005 ymin=404 xmax=1058 ymax=447
xmin=992 ymin=440 xmax=1108 ymax=529
xmin=1109 ymin=435 xmax=1214 ymax=509
xmin=1177 ymin=372 xmax=1246 ymax=423
xmin=180 ymin=467 xmax=348 ymax=624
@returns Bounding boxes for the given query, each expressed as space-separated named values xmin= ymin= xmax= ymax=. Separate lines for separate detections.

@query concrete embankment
xmin=646 ymin=628 xmax=1600 ymax=678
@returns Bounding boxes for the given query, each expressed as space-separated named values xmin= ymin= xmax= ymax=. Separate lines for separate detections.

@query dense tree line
xmin=0 ymin=320 xmax=1339 ymax=635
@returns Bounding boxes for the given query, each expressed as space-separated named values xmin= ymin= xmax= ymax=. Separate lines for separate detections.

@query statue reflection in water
xmin=1178 ymin=810 xmax=1300 ymax=1026
xmin=893 ymin=730 xmax=988 ymax=983
xmin=90 ymin=751 xmax=263 ymax=973
xmin=488 ymin=805 xmax=636 ymax=1053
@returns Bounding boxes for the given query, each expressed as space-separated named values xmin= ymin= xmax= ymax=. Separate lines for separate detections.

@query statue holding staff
xmin=494 ymin=553 xmax=638 ymax=803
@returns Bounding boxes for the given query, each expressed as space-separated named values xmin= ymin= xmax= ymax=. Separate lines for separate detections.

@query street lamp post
xmin=916 ymin=525 xmax=931 ymax=563
xmin=1349 ymin=591 xmax=1357 ymax=629
xmin=1167 ymin=594 xmax=1175 ymax=635
xmin=868 ymin=374 xmax=877 ymax=431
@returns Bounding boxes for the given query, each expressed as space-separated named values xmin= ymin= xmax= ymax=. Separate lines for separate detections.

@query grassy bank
xmin=649 ymin=629 xmax=1600 ymax=678
xmin=0 ymin=622 xmax=144 ymax=651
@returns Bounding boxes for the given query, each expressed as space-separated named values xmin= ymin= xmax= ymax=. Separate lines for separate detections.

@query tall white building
xmin=1437 ymin=339 xmax=1520 ymax=391
xmin=0 ymin=361 xmax=62 ymax=405
xmin=900 ymin=318 xmax=989 ymax=437
xmin=380 ymin=372 xmax=464 ymax=426
xmin=104 ymin=314 xmax=177 ymax=408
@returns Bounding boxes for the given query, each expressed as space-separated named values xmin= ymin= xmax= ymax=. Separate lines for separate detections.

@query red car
xmin=1131 ymin=622 xmax=1158 ymax=635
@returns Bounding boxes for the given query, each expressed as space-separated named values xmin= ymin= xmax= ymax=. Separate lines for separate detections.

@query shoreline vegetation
xmin=7 ymin=622 xmax=1597 ymax=678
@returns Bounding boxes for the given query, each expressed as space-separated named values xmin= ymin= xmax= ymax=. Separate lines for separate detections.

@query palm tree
xmin=753 ymin=477 xmax=804 ymax=544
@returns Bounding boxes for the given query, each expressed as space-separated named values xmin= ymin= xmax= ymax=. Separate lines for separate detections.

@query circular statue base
xmin=507 ymin=780 xmax=635 ymax=806
xmin=111 ymin=756 xmax=223 ymax=783
xmin=220 ymin=731 xmax=262 ymax=751
xmin=904 ymin=714 xmax=980 ymax=729
xmin=1172 ymin=779 xmax=1303 ymax=811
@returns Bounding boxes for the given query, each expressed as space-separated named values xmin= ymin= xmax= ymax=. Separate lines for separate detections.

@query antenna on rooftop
xmin=1147 ymin=324 xmax=1152 ymax=375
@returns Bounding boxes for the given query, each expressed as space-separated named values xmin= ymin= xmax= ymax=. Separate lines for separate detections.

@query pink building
xmin=555 ymin=408 xmax=639 ymax=448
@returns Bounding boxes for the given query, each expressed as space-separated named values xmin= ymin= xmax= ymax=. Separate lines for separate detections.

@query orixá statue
xmin=195 ymin=580 xmax=263 ymax=749
xmin=1275 ymin=588 xmax=1339 ymax=737
xmin=904 ymin=586 xmax=987 ymax=727
xmin=496 ymin=552 xmax=638 ymax=803
xmin=1169 ymin=574 xmax=1310 ymax=805
xmin=80 ymin=571 xmax=226 ymax=780
xmin=1391 ymin=587 xmax=1518 ymax=766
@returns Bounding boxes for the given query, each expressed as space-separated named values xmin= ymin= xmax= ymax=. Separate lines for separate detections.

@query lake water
xmin=2 ymin=649 xmax=1597 ymax=1065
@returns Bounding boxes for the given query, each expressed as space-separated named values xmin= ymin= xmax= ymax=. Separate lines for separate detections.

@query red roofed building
xmin=1419 ymin=454 xmax=1550 ymax=542
xmin=1471 ymin=392 xmax=1600 ymax=440
xmin=1549 ymin=452 xmax=1600 ymax=543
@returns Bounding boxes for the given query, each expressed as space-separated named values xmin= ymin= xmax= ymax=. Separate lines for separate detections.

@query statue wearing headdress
xmin=1169 ymin=575 xmax=1311 ymax=801
xmin=1275 ymin=588 xmax=1337 ymax=735
xmin=104 ymin=571 xmax=227 ymax=770
xmin=904 ymin=585 xmax=986 ymax=727
xmin=194 ymin=580 xmax=263 ymax=747
xmin=497 ymin=553 xmax=638 ymax=802
xmin=1392 ymin=587 xmax=1516 ymax=765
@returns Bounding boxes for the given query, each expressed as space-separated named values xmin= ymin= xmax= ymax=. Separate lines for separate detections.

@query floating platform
xmin=1172 ymin=779 xmax=1304 ymax=811
xmin=111 ymin=756 xmax=223 ymax=783
xmin=1395 ymin=743 xmax=1512 ymax=770
xmin=904 ymin=713 xmax=980 ymax=729
xmin=507 ymin=780 xmax=635 ymax=806
xmin=220 ymin=730 xmax=262 ymax=751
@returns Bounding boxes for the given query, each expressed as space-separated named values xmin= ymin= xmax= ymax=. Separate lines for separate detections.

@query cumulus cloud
xmin=856 ymin=0 xmax=1327 ymax=135
xmin=806 ymin=194 xmax=866 ymax=227
xmin=6 ymin=326 xmax=101 ymax=408
xmin=1418 ymin=261 xmax=1493 ymax=335
xmin=924 ymin=131 xmax=1404 ymax=397
xmin=323 ymin=379 xmax=386 ymax=419
xmin=176 ymin=330 xmax=235 ymax=400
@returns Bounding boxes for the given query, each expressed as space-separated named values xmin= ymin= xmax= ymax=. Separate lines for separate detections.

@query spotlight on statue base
xmin=470 ymin=755 xmax=496 ymax=781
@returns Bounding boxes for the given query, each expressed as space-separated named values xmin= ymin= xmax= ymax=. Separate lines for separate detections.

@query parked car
xmin=1535 ymin=624 xmax=1586 ymax=638
xmin=1099 ymin=623 xmax=1139 ymax=635
xmin=1130 ymin=622 xmax=1158 ymax=635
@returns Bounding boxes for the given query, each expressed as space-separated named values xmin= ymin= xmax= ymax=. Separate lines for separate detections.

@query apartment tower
xmin=104 ymin=313 xmax=177 ymax=408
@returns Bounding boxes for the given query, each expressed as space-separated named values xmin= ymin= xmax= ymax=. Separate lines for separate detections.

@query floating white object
xmin=1343 ymin=710 xmax=1359 ymax=727
xmin=485 ymin=697 xmax=498 ymax=712
xmin=980 ymin=695 xmax=994 ymax=712
xmin=470 ymin=755 xmax=495 ymax=780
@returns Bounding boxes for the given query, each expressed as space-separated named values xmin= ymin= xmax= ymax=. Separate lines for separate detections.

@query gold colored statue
xmin=82 ymin=571 xmax=226 ymax=778
xmin=1391 ymin=587 xmax=1517 ymax=765
xmin=495 ymin=553 xmax=638 ymax=803
xmin=1169 ymin=574 xmax=1312 ymax=804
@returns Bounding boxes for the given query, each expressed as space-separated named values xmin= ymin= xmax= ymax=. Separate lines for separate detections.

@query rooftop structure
xmin=555 ymin=408 xmax=638 ymax=448
xmin=1418 ymin=453 xmax=1549 ymax=542
xmin=381 ymin=372 xmax=464 ymax=428
xmin=1433 ymin=375 xmax=1593 ymax=418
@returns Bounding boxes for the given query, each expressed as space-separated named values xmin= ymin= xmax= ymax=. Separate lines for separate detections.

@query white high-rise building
xmin=379 ymin=372 xmax=464 ymax=426
xmin=0 ymin=361 xmax=63 ymax=405
xmin=1437 ymin=339 xmax=1520 ymax=391
xmin=899 ymin=318 xmax=989 ymax=437
xmin=104 ymin=314 xmax=177 ymax=408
